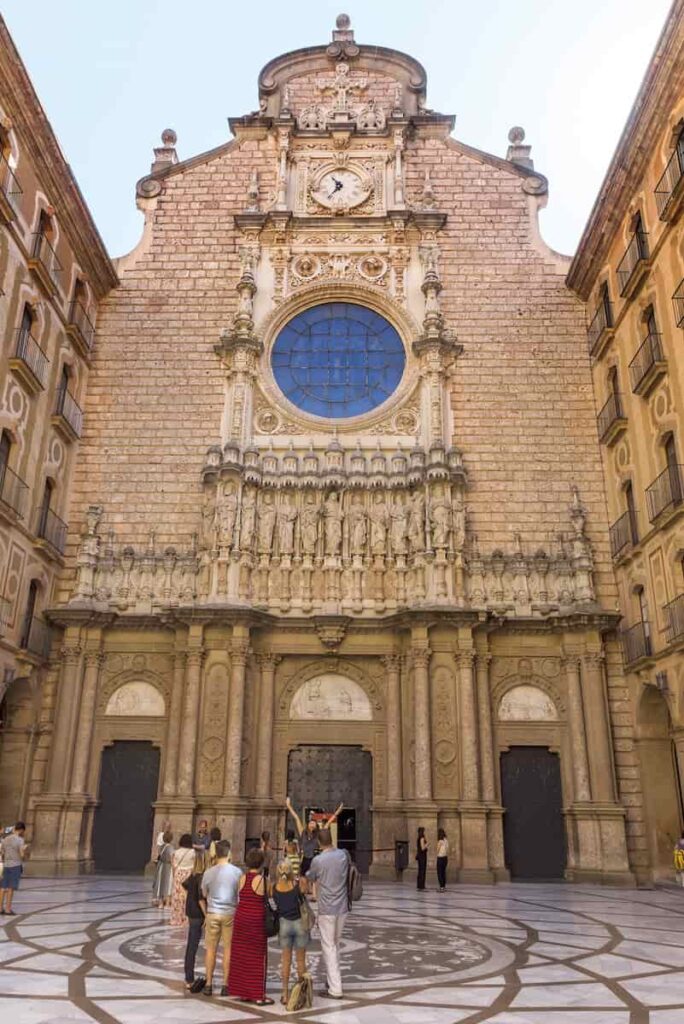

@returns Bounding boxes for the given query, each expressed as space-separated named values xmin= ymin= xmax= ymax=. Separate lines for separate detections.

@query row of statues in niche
xmin=203 ymin=483 xmax=466 ymax=561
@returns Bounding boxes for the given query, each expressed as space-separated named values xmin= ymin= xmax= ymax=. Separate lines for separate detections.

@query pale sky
xmin=2 ymin=0 xmax=673 ymax=259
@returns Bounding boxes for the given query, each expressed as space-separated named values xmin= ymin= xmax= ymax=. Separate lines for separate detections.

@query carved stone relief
xmin=105 ymin=681 xmax=165 ymax=717
xmin=198 ymin=661 xmax=230 ymax=794
xmin=290 ymin=674 xmax=372 ymax=721
xmin=498 ymin=684 xmax=559 ymax=722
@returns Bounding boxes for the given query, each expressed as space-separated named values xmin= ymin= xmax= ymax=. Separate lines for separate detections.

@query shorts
xmin=278 ymin=915 xmax=309 ymax=950
xmin=300 ymin=856 xmax=313 ymax=876
xmin=1 ymin=865 xmax=21 ymax=891
xmin=204 ymin=912 xmax=234 ymax=952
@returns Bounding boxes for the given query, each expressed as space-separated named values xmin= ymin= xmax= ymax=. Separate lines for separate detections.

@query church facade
xmin=4 ymin=11 xmax=682 ymax=883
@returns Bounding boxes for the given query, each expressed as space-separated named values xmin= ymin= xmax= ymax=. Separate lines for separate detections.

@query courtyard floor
xmin=1 ymin=877 xmax=684 ymax=1023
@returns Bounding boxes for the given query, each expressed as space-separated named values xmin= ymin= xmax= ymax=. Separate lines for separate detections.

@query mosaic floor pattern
xmin=1 ymin=877 xmax=684 ymax=1022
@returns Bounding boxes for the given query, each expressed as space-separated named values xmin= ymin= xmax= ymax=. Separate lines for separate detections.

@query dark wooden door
xmin=288 ymin=745 xmax=372 ymax=873
xmin=500 ymin=746 xmax=566 ymax=880
xmin=92 ymin=741 xmax=160 ymax=872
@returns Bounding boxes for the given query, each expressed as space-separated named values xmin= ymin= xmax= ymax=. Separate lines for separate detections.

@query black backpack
xmin=347 ymin=853 xmax=363 ymax=907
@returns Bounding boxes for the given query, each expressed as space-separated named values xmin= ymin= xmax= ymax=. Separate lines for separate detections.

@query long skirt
xmin=152 ymin=860 xmax=173 ymax=902
xmin=170 ymin=868 xmax=192 ymax=926
xmin=228 ymin=873 xmax=267 ymax=1000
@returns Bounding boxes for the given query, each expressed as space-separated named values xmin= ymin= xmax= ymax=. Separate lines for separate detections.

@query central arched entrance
xmin=287 ymin=744 xmax=373 ymax=873
xmin=636 ymin=687 xmax=683 ymax=879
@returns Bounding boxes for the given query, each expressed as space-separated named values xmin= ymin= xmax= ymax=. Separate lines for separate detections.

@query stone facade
xmin=4 ymin=10 xmax=682 ymax=884
xmin=567 ymin=0 xmax=684 ymax=883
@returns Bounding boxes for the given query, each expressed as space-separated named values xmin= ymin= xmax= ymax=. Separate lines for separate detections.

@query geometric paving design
xmin=1 ymin=877 xmax=684 ymax=1022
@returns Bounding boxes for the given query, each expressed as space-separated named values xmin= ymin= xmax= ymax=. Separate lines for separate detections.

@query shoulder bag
xmin=264 ymin=883 xmax=280 ymax=938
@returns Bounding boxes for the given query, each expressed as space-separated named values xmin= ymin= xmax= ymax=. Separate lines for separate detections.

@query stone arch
xmin=493 ymin=674 xmax=565 ymax=720
xmin=497 ymin=683 xmax=560 ymax=722
xmin=635 ymin=685 xmax=682 ymax=879
xmin=278 ymin=658 xmax=384 ymax=721
xmin=97 ymin=668 xmax=168 ymax=715
xmin=104 ymin=681 xmax=165 ymax=717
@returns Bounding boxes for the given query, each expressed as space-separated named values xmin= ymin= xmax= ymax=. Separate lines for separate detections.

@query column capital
xmin=83 ymin=650 xmax=104 ymax=669
xmin=581 ymin=651 xmax=605 ymax=668
xmin=231 ymin=640 xmax=251 ymax=666
xmin=456 ymin=650 xmax=476 ymax=668
xmin=561 ymin=654 xmax=582 ymax=672
xmin=381 ymin=653 xmax=402 ymax=672
xmin=411 ymin=646 xmax=431 ymax=669
xmin=255 ymin=652 xmax=281 ymax=670
xmin=474 ymin=652 xmax=492 ymax=668
xmin=60 ymin=644 xmax=82 ymax=664
xmin=185 ymin=646 xmax=205 ymax=669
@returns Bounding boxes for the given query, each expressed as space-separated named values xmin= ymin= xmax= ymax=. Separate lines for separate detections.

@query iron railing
xmin=68 ymin=300 xmax=95 ymax=351
xmin=597 ymin=392 xmax=625 ymax=442
xmin=646 ymin=464 xmax=684 ymax=522
xmin=621 ymin=621 xmax=652 ymax=665
xmin=13 ymin=327 xmax=49 ymax=388
xmin=673 ymin=279 xmax=684 ymax=328
xmin=665 ymin=593 xmax=684 ymax=644
xmin=20 ymin=616 xmax=52 ymax=660
xmin=609 ymin=509 xmax=639 ymax=559
xmin=54 ymin=386 xmax=83 ymax=438
xmin=34 ymin=506 xmax=68 ymax=554
xmin=587 ymin=298 xmax=613 ymax=356
xmin=31 ymin=231 xmax=62 ymax=287
xmin=655 ymin=146 xmax=684 ymax=218
xmin=617 ymin=229 xmax=649 ymax=296
xmin=0 ymin=464 xmax=28 ymax=519
xmin=629 ymin=331 xmax=664 ymax=392
xmin=0 ymin=153 xmax=22 ymax=212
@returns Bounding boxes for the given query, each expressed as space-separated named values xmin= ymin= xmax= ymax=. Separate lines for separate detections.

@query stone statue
xmin=215 ymin=482 xmax=238 ymax=549
xmin=300 ymin=492 xmax=320 ymax=556
xmin=390 ymin=493 xmax=408 ymax=556
xmin=257 ymin=491 xmax=276 ymax=555
xmin=323 ymin=491 xmax=343 ymax=556
xmin=408 ymin=489 xmax=426 ymax=554
xmin=239 ymin=487 xmax=257 ymax=551
xmin=200 ymin=490 xmax=215 ymax=550
xmin=277 ymin=492 xmax=297 ymax=556
xmin=348 ymin=494 xmax=367 ymax=557
xmin=429 ymin=486 xmax=452 ymax=549
xmin=369 ymin=492 xmax=389 ymax=556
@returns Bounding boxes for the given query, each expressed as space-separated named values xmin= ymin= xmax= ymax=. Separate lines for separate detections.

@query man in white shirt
xmin=304 ymin=828 xmax=349 ymax=999
xmin=201 ymin=840 xmax=242 ymax=997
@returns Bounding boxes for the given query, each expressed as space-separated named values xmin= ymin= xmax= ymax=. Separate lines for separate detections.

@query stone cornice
xmin=567 ymin=0 xmax=684 ymax=299
xmin=0 ymin=18 xmax=117 ymax=297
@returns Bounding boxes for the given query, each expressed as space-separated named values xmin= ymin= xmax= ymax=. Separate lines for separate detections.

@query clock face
xmin=312 ymin=168 xmax=371 ymax=211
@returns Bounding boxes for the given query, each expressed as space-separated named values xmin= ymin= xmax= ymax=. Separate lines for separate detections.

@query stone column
xmin=70 ymin=648 xmax=103 ymax=794
xmin=563 ymin=655 xmax=591 ymax=802
xmin=458 ymin=651 xmax=480 ymax=801
xmin=475 ymin=651 xmax=495 ymax=803
xmin=177 ymin=635 xmax=204 ymax=797
xmin=581 ymin=652 xmax=616 ymax=803
xmin=412 ymin=645 xmax=432 ymax=801
xmin=163 ymin=633 xmax=187 ymax=796
xmin=47 ymin=633 xmax=83 ymax=793
xmin=255 ymin=653 xmax=280 ymax=799
xmin=223 ymin=630 xmax=250 ymax=798
xmin=382 ymin=654 xmax=403 ymax=801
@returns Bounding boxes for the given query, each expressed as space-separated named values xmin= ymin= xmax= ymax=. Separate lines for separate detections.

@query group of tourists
xmin=415 ymin=826 xmax=450 ymax=891
xmin=153 ymin=799 xmax=352 ymax=1008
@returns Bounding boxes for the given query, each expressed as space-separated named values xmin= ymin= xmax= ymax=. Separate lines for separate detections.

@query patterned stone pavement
xmin=1 ymin=877 xmax=684 ymax=1023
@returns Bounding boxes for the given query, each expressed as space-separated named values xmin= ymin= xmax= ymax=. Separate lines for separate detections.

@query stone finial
xmin=333 ymin=13 xmax=354 ymax=41
xmin=506 ymin=126 xmax=534 ymax=170
xmin=151 ymin=128 xmax=178 ymax=174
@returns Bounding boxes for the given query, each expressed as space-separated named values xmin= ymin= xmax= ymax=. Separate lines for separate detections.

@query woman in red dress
xmin=227 ymin=848 xmax=274 ymax=1005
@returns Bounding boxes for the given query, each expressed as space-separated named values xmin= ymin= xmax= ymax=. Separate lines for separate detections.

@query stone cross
xmin=317 ymin=61 xmax=367 ymax=112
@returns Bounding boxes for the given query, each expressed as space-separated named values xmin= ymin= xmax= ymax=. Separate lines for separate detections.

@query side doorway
xmin=501 ymin=745 xmax=566 ymax=880
xmin=92 ymin=741 xmax=160 ymax=872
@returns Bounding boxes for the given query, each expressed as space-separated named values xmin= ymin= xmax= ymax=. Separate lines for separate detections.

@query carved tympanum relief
xmin=498 ymin=685 xmax=558 ymax=722
xmin=105 ymin=681 xmax=165 ymax=717
xmin=289 ymin=674 xmax=372 ymax=721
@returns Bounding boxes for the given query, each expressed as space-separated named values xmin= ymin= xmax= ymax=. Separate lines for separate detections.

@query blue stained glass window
xmin=271 ymin=303 xmax=405 ymax=417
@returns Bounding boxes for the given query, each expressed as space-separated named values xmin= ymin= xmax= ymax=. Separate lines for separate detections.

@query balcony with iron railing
xmin=646 ymin=464 xmax=684 ymax=522
xmin=19 ymin=616 xmax=53 ymax=662
xmin=621 ymin=621 xmax=652 ymax=666
xmin=33 ymin=506 xmax=68 ymax=556
xmin=0 ymin=593 xmax=11 ymax=636
xmin=665 ymin=593 xmax=684 ymax=645
xmin=597 ymin=392 xmax=627 ymax=445
xmin=0 ymin=153 xmax=22 ymax=223
xmin=629 ymin=331 xmax=666 ymax=396
xmin=674 ymin=279 xmax=684 ymax=328
xmin=52 ymin=386 xmax=83 ymax=441
xmin=587 ymin=298 xmax=614 ymax=358
xmin=9 ymin=326 xmax=49 ymax=394
xmin=66 ymin=300 xmax=96 ymax=357
xmin=655 ymin=146 xmax=684 ymax=221
xmin=28 ymin=231 xmax=62 ymax=295
xmin=617 ymin=229 xmax=650 ymax=298
xmin=0 ymin=464 xmax=29 ymax=521
xmin=609 ymin=509 xmax=639 ymax=560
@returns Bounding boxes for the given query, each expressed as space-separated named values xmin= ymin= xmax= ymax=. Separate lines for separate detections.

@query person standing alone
xmin=0 ymin=822 xmax=27 ymax=915
xmin=304 ymin=828 xmax=348 ymax=1000
xmin=416 ymin=827 xmax=428 ymax=891
xmin=436 ymin=828 xmax=449 ymax=891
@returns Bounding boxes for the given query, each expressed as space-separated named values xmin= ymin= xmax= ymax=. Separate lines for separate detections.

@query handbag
xmin=287 ymin=972 xmax=313 ymax=1011
xmin=297 ymin=889 xmax=314 ymax=932
xmin=264 ymin=887 xmax=280 ymax=938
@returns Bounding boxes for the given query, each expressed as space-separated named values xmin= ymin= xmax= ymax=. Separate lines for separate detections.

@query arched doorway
xmin=636 ymin=687 xmax=682 ymax=879
xmin=92 ymin=741 xmax=160 ymax=872
xmin=287 ymin=745 xmax=373 ymax=873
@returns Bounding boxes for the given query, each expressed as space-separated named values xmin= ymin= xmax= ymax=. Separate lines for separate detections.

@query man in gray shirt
xmin=200 ymin=840 xmax=242 ymax=997
xmin=305 ymin=828 xmax=349 ymax=999
xmin=1 ymin=822 xmax=27 ymax=916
